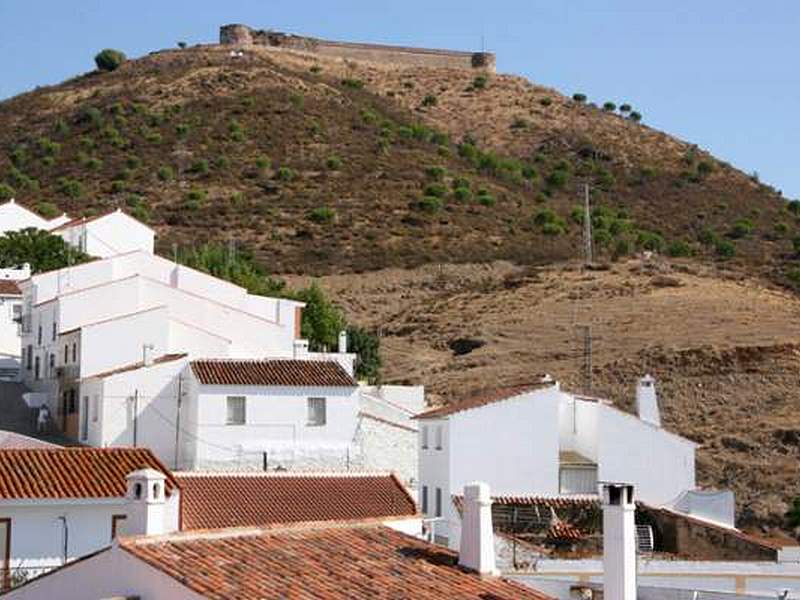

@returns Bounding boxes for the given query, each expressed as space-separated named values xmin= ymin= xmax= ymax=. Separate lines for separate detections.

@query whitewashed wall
xmin=83 ymin=359 xmax=188 ymax=467
xmin=0 ymin=295 xmax=22 ymax=359
xmin=0 ymin=201 xmax=53 ymax=233
xmin=558 ymin=394 xmax=600 ymax=463
xmin=3 ymin=544 xmax=204 ymax=600
xmin=597 ymin=405 xmax=695 ymax=506
xmin=184 ymin=381 xmax=359 ymax=471
xmin=352 ymin=413 xmax=418 ymax=485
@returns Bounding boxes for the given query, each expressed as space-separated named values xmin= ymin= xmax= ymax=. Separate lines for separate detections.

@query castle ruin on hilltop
xmin=219 ymin=24 xmax=496 ymax=72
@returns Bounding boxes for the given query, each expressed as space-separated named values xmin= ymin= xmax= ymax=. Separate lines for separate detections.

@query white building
xmin=0 ymin=269 xmax=26 ymax=379
xmin=416 ymin=377 xmax=696 ymax=547
xmin=49 ymin=209 xmax=155 ymax=258
xmin=0 ymin=200 xmax=69 ymax=234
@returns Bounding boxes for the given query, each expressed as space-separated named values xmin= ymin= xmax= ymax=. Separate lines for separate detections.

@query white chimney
xmin=338 ymin=330 xmax=348 ymax=354
xmin=125 ymin=468 xmax=167 ymax=536
xmin=142 ymin=344 xmax=155 ymax=367
xmin=636 ymin=374 xmax=660 ymax=427
xmin=459 ymin=482 xmax=497 ymax=576
xmin=602 ymin=483 xmax=637 ymax=600
xmin=293 ymin=339 xmax=309 ymax=358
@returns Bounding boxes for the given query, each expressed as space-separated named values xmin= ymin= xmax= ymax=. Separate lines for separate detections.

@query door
xmin=0 ymin=519 xmax=10 ymax=590
xmin=79 ymin=396 xmax=89 ymax=441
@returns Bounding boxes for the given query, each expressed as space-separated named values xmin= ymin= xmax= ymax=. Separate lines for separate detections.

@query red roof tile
xmin=0 ymin=280 xmax=21 ymax=296
xmin=190 ymin=359 xmax=356 ymax=387
xmin=177 ymin=472 xmax=417 ymax=530
xmin=121 ymin=522 xmax=552 ymax=600
xmin=415 ymin=382 xmax=550 ymax=419
xmin=0 ymin=448 xmax=177 ymax=499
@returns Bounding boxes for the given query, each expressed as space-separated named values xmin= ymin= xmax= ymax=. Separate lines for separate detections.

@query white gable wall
xmin=55 ymin=211 xmax=155 ymax=258
xmin=0 ymin=201 xmax=51 ymax=233
xmin=3 ymin=536 xmax=201 ymax=600
xmin=558 ymin=394 xmax=600 ymax=462
xmin=596 ymin=405 xmax=695 ymax=506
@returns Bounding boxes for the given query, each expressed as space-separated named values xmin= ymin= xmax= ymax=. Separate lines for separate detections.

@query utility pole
xmin=582 ymin=183 xmax=593 ymax=266
xmin=173 ymin=375 xmax=182 ymax=469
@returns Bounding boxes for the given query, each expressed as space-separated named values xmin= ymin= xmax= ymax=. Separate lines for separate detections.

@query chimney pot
xmin=602 ymin=483 xmax=637 ymax=600
xmin=142 ymin=344 xmax=155 ymax=367
xmin=125 ymin=468 xmax=167 ymax=536
xmin=338 ymin=330 xmax=348 ymax=354
xmin=459 ymin=482 xmax=497 ymax=576
xmin=636 ymin=374 xmax=660 ymax=427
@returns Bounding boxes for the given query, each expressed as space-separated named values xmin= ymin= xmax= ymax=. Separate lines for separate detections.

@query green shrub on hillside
xmin=667 ymin=240 xmax=693 ymax=257
xmin=425 ymin=166 xmax=446 ymax=180
xmin=157 ymin=166 xmax=174 ymax=181
xmin=416 ymin=196 xmax=443 ymax=213
xmin=619 ymin=103 xmax=632 ymax=113
xmin=636 ymin=230 xmax=664 ymax=252
xmin=421 ymin=95 xmax=438 ymax=107
xmin=477 ymin=191 xmax=496 ymax=207
xmin=58 ymin=177 xmax=83 ymax=199
xmin=424 ymin=183 xmax=447 ymax=198
xmin=603 ymin=102 xmax=616 ymax=112
xmin=275 ymin=167 xmax=295 ymax=182
xmin=453 ymin=187 xmax=472 ymax=202
xmin=326 ymin=155 xmax=342 ymax=170
xmin=539 ymin=97 xmax=552 ymax=107
xmin=308 ymin=206 xmax=336 ymax=224
xmin=715 ymin=239 xmax=736 ymax=258
xmin=340 ymin=79 xmax=364 ymax=89
xmin=94 ymin=49 xmax=126 ymax=72
xmin=190 ymin=159 xmax=210 ymax=175
xmin=629 ymin=111 xmax=643 ymax=122
xmin=255 ymin=155 xmax=271 ymax=170
xmin=730 ymin=218 xmax=754 ymax=239
xmin=572 ymin=93 xmax=587 ymax=103
xmin=0 ymin=184 xmax=14 ymax=201
xmin=472 ymin=75 xmax=488 ymax=90
xmin=534 ymin=208 xmax=566 ymax=235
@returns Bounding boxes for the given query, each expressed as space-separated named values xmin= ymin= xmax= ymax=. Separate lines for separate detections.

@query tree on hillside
xmin=177 ymin=243 xmax=285 ymax=297
xmin=291 ymin=282 xmax=347 ymax=352
xmin=0 ymin=228 xmax=90 ymax=273
xmin=94 ymin=49 xmax=127 ymax=72
xmin=347 ymin=325 xmax=382 ymax=383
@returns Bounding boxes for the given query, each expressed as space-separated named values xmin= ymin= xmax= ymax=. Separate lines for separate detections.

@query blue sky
xmin=1 ymin=1 xmax=798 ymax=198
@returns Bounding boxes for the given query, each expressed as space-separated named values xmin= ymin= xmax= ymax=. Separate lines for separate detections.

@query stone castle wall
xmin=220 ymin=24 xmax=496 ymax=72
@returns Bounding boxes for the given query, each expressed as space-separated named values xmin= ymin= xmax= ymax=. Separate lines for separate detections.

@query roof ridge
xmin=174 ymin=470 xmax=396 ymax=478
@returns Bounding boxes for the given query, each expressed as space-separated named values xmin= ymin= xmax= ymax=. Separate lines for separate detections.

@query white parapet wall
xmin=508 ymin=558 xmax=800 ymax=598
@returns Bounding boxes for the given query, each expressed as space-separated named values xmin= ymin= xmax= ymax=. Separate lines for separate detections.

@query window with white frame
xmin=421 ymin=486 xmax=429 ymax=515
xmin=435 ymin=425 xmax=443 ymax=450
xmin=421 ymin=425 xmax=429 ymax=449
xmin=307 ymin=397 xmax=326 ymax=426
xmin=225 ymin=396 xmax=246 ymax=425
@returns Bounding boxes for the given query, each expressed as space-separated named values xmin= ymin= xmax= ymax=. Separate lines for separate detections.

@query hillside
xmin=1 ymin=41 xmax=799 ymax=534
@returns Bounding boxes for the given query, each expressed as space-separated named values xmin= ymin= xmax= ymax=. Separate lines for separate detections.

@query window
xmin=421 ymin=486 xmax=429 ymax=515
xmin=307 ymin=397 xmax=326 ymax=426
xmin=421 ymin=425 xmax=429 ymax=449
xmin=435 ymin=487 xmax=442 ymax=517
xmin=111 ymin=514 xmax=127 ymax=540
xmin=26 ymin=345 xmax=32 ymax=370
xmin=68 ymin=389 xmax=76 ymax=414
xmin=225 ymin=396 xmax=246 ymax=425
xmin=63 ymin=344 xmax=69 ymax=364
xmin=435 ymin=425 xmax=443 ymax=450
xmin=49 ymin=353 xmax=55 ymax=377
xmin=34 ymin=356 xmax=40 ymax=380
xmin=72 ymin=343 xmax=77 ymax=363
xmin=37 ymin=325 xmax=42 ymax=346
xmin=52 ymin=322 xmax=56 ymax=341
xmin=92 ymin=395 xmax=99 ymax=423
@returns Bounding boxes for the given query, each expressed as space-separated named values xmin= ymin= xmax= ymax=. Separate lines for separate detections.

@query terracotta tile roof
xmin=546 ymin=522 xmax=585 ymax=542
xmin=0 ymin=448 xmax=177 ymax=499
xmin=414 ymin=382 xmax=551 ymax=419
xmin=190 ymin=358 xmax=356 ymax=387
xmin=82 ymin=353 xmax=188 ymax=381
xmin=121 ymin=522 xmax=552 ymax=600
xmin=452 ymin=494 xmax=600 ymax=514
xmin=0 ymin=280 xmax=21 ymax=296
xmin=176 ymin=472 xmax=416 ymax=530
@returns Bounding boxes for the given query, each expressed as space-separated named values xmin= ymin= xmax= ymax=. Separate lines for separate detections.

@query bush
xmin=275 ymin=167 xmax=295 ymax=182
xmin=320 ymin=155 xmax=340 ymax=171
xmin=184 ymin=189 xmax=207 ymax=210
xmin=421 ymin=94 xmax=438 ymax=107
xmin=424 ymin=183 xmax=447 ymax=198
xmin=94 ymin=48 xmax=126 ymax=72
xmin=697 ymin=160 xmax=715 ymax=176
xmin=453 ymin=187 xmax=472 ymax=202
xmin=636 ymin=230 xmax=665 ymax=252
xmin=416 ymin=196 xmax=443 ymax=213
xmin=774 ymin=222 xmax=788 ymax=235
xmin=85 ymin=157 xmax=103 ymax=170
xmin=539 ymin=97 xmax=552 ymax=107
xmin=58 ymin=178 xmax=83 ymax=199
xmin=37 ymin=137 xmax=61 ymax=156
xmin=255 ymin=155 xmax=271 ymax=170
xmin=472 ymin=75 xmax=488 ymax=90
xmin=602 ymin=101 xmax=616 ymax=112
xmin=534 ymin=208 xmax=566 ymax=234
xmin=572 ymin=93 xmax=587 ymax=103
xmin=730 ymin=218 xmax=754 ymax=239
xmin=546 ymin=168 xmax=570 ymax=190
xmin=157 ymin=166 xmax=174 ymax=181
xmin=667 ymin=240 xmax=693 ymax=257
xmin=629 ymin=111 xmax=643 ymax=122
xmin=511 ymin=117 xmax=528 ymax=129
xmin=190 ymin=159 xmax=210 ymax=175
xmin=340 ymin=78 xmax=364 ymax=89
xmin=0 ymin=184 xmax=15 ymax=201
xmin=477 ymin=192 xmax=495 ymax=207
xmin=308 ymin=206 xmax=336 ymax=224
xmin=787 ymin=270 xmax=800 ymax=288
xmin=228 ymin=120 xmax=245 ymax=142
xmin=698 ymin=228 xmax=718 ymax=245
xmin=425 ymin=166 xmax=446 ymax=180
xmin=715 ymin=239 xmax=736 ymax=259
xmin=614 ymin=238 xmax=631 ymax=259
xmin=111 ymin=180 xmax=126 ymax=193
xmin=787 ymin=200 xmax=800 ymax=215
xmin=619 ymin=103 xmax=632 ymax=113
xmin=215 ymin=156 xmax=230 ymax=170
